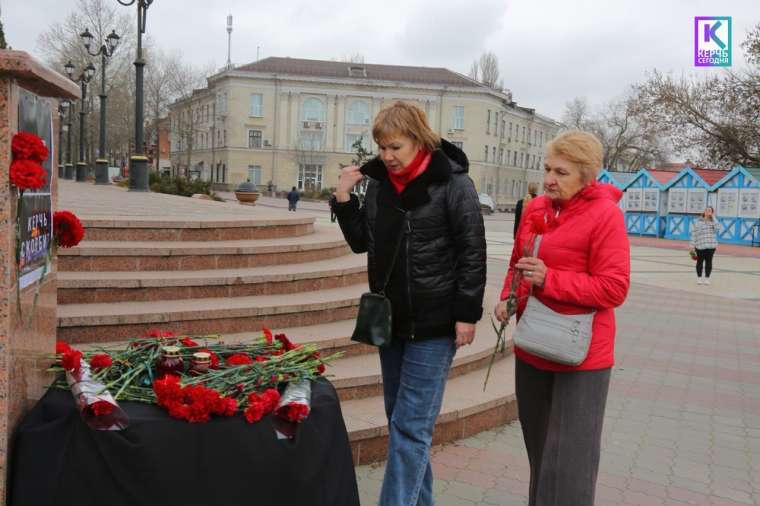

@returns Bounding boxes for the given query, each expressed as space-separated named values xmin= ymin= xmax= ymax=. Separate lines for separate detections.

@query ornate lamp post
xmin=57 ymin=100 xmax=70 ymax=179
xmin=64 ymin=97 xmax=75 ymax=179
xmin=64 ymin=60 xmax=96 ymax=182
xmin=116 ymin=0 xmax=154 ymax=191
xmin=80 ymin=28 xmax=120 ymax=185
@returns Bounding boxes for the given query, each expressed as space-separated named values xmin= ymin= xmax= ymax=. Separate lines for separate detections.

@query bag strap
xmin=527 ymin=235 xmax=542 ymax=297
xmin=378 ymin=215 xmax=406 ymax=295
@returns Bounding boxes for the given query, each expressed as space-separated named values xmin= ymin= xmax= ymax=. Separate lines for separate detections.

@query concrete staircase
xmin=57 ymin=181 xmax=516 ymax=464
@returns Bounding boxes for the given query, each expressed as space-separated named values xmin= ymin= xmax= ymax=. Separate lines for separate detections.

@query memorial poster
xmin=717 ymin=188 xmax=738 ymax=217
xmin=668 ymin=188 xmax=687 ymax=213
xmin=738 ymin=188 xmax=760 ymax=219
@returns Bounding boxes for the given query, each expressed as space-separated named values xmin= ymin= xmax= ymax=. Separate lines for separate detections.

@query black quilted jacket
xmin=331 ymin=140 xmax=486 ymax=340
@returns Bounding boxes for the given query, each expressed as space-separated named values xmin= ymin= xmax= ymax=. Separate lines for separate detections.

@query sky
xmin=4 ymin=0 xmax=758 ymax=121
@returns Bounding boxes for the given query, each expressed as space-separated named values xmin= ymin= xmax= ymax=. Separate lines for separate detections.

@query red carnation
xmin=145 ymin=329 xmax=175 ymax=338
xmin=215 ymin=397 xmax=238 ymax=417
xmin=61 ymin=349 xmax=83 ymax=372
xmin=12 ymin=131 xmax=48 ymax=163
xmin=244 ymin=402 xmax=266 ymax=423
xmin=254 ymin=355 xmax=268 ymax=362
xmin=180 ymin=337 xmax=199 ymax=347
xmin=243 ymin=388 xmax=280 ymax=423
xmin=530 ymin=216 xmax=548 ymax=235
xmin=10 ymin=159 xmax=46 ymax=190
xmin=262 ymin=326 xmax=273 ymax=344
xmin=275 ymin=333 xmax=298 ymax=351
xmin=56 ymin=341 xmax=71 ymax=354
xmin=317 ymin=363 xmax=326 ymax=375
xmin=53 ymin=210 xmax=85 ymax=248
xmin=88 ymin=400 xmax=114 ymax=417
xmin=89 ymin=354 xmax=113 ymax=371
xmin=277 ymin=402 xmax=309 ymax=423
xmin=226 ymin=353 xmax=253 ymax=366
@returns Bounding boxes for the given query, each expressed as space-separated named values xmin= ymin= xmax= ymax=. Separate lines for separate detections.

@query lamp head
xmin=80 ymin=28 xmax=94 ymax=50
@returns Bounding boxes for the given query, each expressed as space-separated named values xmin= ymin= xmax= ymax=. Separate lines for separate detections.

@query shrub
xmin=149 ymin=174 xmax=216 ymax=198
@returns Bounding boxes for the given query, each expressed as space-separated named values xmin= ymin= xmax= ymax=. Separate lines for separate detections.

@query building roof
xmin=745 ymin=167 xmax=760 ymax=182
xmin=648 ymin=169 xmax=680 ymax=185
xmin=692 ymin=168 xmax=729 ymax=186
xmin=235 ymin=57 xmax=484 ymax=89
xmin=650 ymin=162 xmax=697 ymax=172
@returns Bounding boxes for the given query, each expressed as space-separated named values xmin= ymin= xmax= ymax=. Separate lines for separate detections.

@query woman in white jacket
xmin=690 ymin=206 xmax=719 ymax=285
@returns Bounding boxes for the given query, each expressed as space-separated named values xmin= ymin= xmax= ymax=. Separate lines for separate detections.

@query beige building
xmin=168 ymin=57 xmax=560 ymax=206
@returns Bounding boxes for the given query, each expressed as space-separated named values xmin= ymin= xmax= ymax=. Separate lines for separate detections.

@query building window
xmin=345 ymin=132 xmax=370 ymax=152
xmin=302 ymin=97 xmax=326 ymax=123
xmin=520 ymin=152 xmax=524 ymax=167
xmin=249 ymin=94 xmax=263 ymax=117
xmin=507 ymin=150 xmax=511 ymax=165
xmin=247 ymin=165 xmax=262 ymax=185
xmin=499 ymin=147 xmax=504 ymax=164
xmin=347 ymin=100 xmax=370 ymax=125
xmin=248 ymin=129 xmax=262 ymax=149
xmin=501 ymin=118 xmax=506 ymax=138
xmin=527 ymin=128 xmax=532 ymax=145
xmin=509 ymin=122 xmax=513 ymax=142
xmin=451 ymin=141 xmax=463 ymax=149
xmin=298 ymin=164 xmax=323 ymax=191
xmin=522 ymin=126 xmax=526 ymax=143
xmin=484 ymin=145 xmax=489 ymax=162
xmin=492 ymin=147 xmax=496 ymax=162
xmin=513 ymin=151 xmax=517 ymax=165
xmin=494 ymin=112 xmax=498 ymax=136
xmin=299 ymin=131 xmax=323 ymax=151
xmin=486 ymin=110 xmax=491 ymax=134
xmin=453 ymin=106 xmax=464 ymax=129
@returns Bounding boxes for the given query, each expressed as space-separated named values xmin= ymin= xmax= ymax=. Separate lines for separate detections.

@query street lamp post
xmin=64 ymin=60 xmax=96 ymax=182
xmin=116 ymin=0 xmax=154 ymax=191
xmin=64 ymin=97 xmax=74 ymax=179
xmin=57 ymin=101 xmax=70 ymax=179
xmin=80 ymin=28 xmax=120 ymax=185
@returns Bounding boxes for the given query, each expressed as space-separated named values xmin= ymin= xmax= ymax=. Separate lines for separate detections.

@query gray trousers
xmin=516 ymin=358 xmax=611 ymax=506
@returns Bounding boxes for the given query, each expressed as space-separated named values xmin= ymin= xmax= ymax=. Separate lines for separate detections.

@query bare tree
xmin=468 ymin=60 xmax=479 ymax=81
xmin=292 ymin=131 xmax=325 ymax=191
xmin=478 ymin=51 xmax=501 ymax=90
xmin=36 ymin=0 xmax=135 ymax=163
xmin=562 ymin=97 xmax=591 ymax=130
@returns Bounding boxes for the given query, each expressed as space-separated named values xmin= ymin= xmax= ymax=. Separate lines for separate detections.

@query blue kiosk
xmin=662 ymin=167 xmax=726 ymax=241
xmin=711 ymin=166 xmax=760 ymax=245
xmin=621 ymin=169 xmax=676 ymax=236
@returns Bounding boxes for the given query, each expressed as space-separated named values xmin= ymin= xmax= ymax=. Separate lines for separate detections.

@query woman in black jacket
xmin=513 ymin=181 xmax=539 ymax=238
xmin=331 ymin=101 xmax=486 ymax=506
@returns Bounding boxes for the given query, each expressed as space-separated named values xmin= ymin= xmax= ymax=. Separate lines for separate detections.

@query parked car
xmin=478 ymin=193 xmax=495 ymax=215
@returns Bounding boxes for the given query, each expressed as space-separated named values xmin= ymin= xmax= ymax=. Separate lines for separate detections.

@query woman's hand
xmin=335 ymin=165 xmax=364 ymax=202
xmin=494 ymin=301 xmax=509 ymax=323
xmin=515 ymin=256 xmax=547 ymax=287
xmin=455 ymin=322 xmax=476 ymax=348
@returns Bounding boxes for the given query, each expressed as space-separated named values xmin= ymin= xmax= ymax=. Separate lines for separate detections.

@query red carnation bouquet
xmin=51 ymin=328 xmax=334 ymax=429
xmin=10 ymin=131 xmax=48 ymax=191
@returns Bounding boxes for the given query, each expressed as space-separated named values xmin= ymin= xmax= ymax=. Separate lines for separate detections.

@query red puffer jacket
xmin=500 ymin=182 xmax=630 ymax=371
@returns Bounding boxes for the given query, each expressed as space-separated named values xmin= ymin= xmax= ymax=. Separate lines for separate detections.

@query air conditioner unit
xmin=314 ymin=122 xmax=323 ymax=130
xmin=303 ymin=121 xmax=311 ymax=129
xmin=264 ymin=140 xmax=271 ymax=147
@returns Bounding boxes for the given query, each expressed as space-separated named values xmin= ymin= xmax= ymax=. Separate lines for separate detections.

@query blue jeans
xmin=378 ymin=337 xmax=456 ymax=506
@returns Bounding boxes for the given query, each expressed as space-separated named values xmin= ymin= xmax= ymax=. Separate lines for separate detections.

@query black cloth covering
xmin=9 ymin=378 xmax=359 ymax=506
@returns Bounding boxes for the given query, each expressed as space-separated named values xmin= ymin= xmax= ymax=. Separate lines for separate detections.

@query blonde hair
xmin=372 ymin=101 xmax=441 ymax=153
xmin=545 ymin=131 xmax=604 ymax=183
xmin=524 ymin=182 xmax=539 ymax=204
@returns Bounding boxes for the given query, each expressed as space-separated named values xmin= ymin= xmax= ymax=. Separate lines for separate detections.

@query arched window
xmin=302 ymin=97 xmax=326 ymax=123
xmin=347 ymin=100 xmax=370 ymax=125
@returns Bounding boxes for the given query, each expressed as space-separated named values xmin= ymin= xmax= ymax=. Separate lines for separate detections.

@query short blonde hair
xmin=524 ymin=182 xmax=539 ymax=204
xmin=372 ymin=101 xmax=441 ymax=153
xmin=545 ymin=131 xmax=604 ymax=183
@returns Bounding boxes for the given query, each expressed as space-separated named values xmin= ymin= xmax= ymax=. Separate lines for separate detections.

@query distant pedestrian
xmin=514 ymin=181 xmax=539 ymax=239
xmin=690 ymin=206 xmax=719 ymax=285
xmin=287 ymin=186 xmax=300 ymax=211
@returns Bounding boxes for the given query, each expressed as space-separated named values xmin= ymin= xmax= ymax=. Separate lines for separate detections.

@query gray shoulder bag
xmin=512 ymin=236 xmax=596 ymax=366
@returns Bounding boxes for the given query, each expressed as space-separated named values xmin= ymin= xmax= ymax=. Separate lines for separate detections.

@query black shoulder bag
xmin=351 ymin=227 xmax=405 ymax=348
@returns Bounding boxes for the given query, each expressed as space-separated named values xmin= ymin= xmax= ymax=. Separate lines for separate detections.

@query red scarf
xmin=387 ymin=150 xmax=431 ymax=194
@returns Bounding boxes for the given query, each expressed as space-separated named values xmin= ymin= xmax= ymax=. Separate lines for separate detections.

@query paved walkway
xmin=356 ymin=221 xmax=760 ymax=505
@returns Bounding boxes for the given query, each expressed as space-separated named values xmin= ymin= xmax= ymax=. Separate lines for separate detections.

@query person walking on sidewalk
xmin=690 ymin=206 xmax=719 ymax=285
xmin=331 ymin=101 xmax=486 ymax=506
xmin=287 ymin=186 xmax=300 ymax=211
xmin=514 ymin=182 xmax=539 ymax=239
xmin=494 ymin=131 xmax=630 ymax=506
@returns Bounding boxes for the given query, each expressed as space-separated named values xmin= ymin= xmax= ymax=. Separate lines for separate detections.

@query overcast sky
xmin=4 ymin=0 xmax=758 ymax=120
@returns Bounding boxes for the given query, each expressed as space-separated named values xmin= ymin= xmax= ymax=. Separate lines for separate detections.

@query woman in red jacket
xmin=494 ymin=131 xmax=630 ymax=506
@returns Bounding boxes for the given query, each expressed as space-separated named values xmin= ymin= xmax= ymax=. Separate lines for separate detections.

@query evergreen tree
xmin=0 ymin=18 xmax=8 ymax=49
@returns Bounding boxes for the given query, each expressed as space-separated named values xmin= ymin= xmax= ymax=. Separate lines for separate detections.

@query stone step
xmin=344 ymin=354 xmax=517 ymax=465
xmin=58 ymin=254 xmax=368 ymax=303
xmin=79 ymin=216 xmax=315 ymax=242
xmin=57 ymin=284 xmax=366 ymax=344
xmin=59 ymin=226 xmax=349 ymax=272
xmin=328 ymin=331 xmax=513 ymax=402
